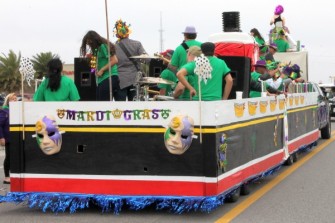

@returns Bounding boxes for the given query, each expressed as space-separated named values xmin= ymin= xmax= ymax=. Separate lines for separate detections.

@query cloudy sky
xmin=1 ymin=0 xmax=334 ymax=83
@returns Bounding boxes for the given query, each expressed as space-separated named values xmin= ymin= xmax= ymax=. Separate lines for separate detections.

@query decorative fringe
xmin=0 ymin=193 xmax=229 ymax=214
xmin=0 ymin=142 xmax=317 ymax=214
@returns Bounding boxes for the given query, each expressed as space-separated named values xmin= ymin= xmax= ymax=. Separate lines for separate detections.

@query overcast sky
xmin=1 ymin=0 xmax=334 ymax=83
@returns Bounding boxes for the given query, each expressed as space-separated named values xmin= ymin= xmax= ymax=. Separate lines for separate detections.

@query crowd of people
xmin=247 ymin=4 xmax=305 ymax=97
xmin=30 ymin=8 xmax=303 ymax=103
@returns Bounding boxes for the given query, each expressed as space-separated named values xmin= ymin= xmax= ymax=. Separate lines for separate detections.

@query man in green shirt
xmin=273 ymin=30 xmax=290 ymax=52
xmin=176 ymin=42 xmax=233 ymax=101
xmin=157 ymin=49 xmax=177 ymax=96
xmin=173 ymin=46 xmax=202 ymax=100
xmin=168 ymin=26 xmax=202 ymax=74
xmin=249 ymin=60 xmax=268 ymax=98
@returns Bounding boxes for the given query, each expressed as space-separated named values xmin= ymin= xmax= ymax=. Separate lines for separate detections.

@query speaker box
xmin=218 ymin=56 xmax=251 ymax=99
xmin=74 ymin=58 xmax=97 ymax=101
xmin=148 ymin=59 xmax=166 ymax=77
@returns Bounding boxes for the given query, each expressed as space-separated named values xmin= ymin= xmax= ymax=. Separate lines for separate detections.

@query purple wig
xmin=274 ymin=5 xmax=284 ymax=15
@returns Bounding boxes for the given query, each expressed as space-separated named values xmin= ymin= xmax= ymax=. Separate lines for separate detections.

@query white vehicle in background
xmin=319 ymin=83 xmax=335 ymax=118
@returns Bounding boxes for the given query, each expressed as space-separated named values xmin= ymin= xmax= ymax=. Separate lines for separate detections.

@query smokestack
xmin=222 ymin=11 xmax=241 ymax=32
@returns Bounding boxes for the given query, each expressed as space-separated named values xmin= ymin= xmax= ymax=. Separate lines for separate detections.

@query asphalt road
xmin=1 ymin=122 xmax=335 ymax=223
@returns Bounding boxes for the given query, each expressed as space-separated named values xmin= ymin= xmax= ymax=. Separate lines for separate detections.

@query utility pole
xmin=159 ymin=12 xmax=164 ymax=52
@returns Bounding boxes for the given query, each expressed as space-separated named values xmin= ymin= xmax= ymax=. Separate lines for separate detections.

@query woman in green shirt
xmin=250 ymin=28 xmax=268 ymax=60
xmin=33 ymin=58 xmax=80 ymax=101
xmin=80 ymin=31 xmax=120 ymax=101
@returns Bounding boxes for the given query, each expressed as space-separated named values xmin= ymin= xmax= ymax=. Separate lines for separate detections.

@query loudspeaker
xmin=74 ymin=58 xmax=97 ymax=101
xmin=218 ymin=56 xmax=251 ymax=99
xmin=148 ymin=59 xmax=166 ymax=77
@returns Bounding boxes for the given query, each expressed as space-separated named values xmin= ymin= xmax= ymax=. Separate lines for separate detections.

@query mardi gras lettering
xmin=57 ymin=109 xmax=171 ymax=121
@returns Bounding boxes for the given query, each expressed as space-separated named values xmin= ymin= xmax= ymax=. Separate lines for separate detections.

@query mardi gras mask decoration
xmin=164 ymin=115 xmax=194 ymax=155
xmin=33 ymin=115 xmax=63 ymax=155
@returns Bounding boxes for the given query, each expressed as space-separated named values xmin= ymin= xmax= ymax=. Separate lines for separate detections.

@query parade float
xmin=0 ymin=88 xmax=322 ymax=213
xmin=0 ymin=11 xmax=328 ymax=214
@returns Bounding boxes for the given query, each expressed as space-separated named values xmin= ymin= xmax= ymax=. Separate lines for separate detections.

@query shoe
xmin=3 ymin=180 xmax=10 ymax=184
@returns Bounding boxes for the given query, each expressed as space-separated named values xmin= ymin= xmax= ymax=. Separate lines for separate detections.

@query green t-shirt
xmin=97 ymin=44 xmax=118 ymax=85
xmin=182 ymin=56 xmax=231 ymax=101
xmin=249 ymin=71 xmax=262 ymax=98
xmin=158 ymin=69 xmax=177 ymax=96
xmin=170 ymin=40 xmax=202 ymax=69
xmin=249 ymin=71 xmax=273 ymax=98
xmin=178 ymin=75 xmax=195 ymax=100
xmin=273 ymin=39 xmax=290 ymax=52
xmin=33 ymin=75 xmax=80 ymax=101
xmin=254 ymin=36 xmax=268 ymax=53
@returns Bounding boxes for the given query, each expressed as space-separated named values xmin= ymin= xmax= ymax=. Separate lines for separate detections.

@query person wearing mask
xmin=80 ymin=30 xmax=120 ymax=101
xmin=114 ymin=19 xmax=147 ymax=101
xmin=33 ymin=58 xmax=80 ymax=101
xmin=0 ymin=93 xmax=17 ymax=184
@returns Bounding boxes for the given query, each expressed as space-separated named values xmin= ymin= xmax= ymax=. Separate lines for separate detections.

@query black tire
xmin=284 ymin=155 xmax=294 ymax=166
xmin=321 ymin=117 xmax=331 ymax=139
xmin=225 ymin=188 xmax=240 ymax=203
xmin=292 ymin=153 xmax=298 ymax=162
xmin=240 ymin=184 xmax=250 ymax=196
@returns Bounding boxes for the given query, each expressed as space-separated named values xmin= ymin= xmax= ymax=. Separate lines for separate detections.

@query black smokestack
xmin=222 ymin=11 xmax=241 ymax=32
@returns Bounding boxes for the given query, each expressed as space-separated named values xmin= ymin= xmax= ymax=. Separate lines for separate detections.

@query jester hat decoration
xmin=114 ymin=19 xmax=132 ymax=39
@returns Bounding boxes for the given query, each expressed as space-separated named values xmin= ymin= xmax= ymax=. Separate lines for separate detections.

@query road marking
xmin=215 ymin=132 xmax=335 ymax=223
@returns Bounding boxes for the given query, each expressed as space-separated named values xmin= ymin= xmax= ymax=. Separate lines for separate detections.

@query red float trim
xmin=288 ymin=129 xmax=319 ymax=153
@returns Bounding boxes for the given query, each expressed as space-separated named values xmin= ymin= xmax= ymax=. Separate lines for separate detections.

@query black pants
xmin=96 ymin=76 xmax=122 ymax=101
xmin=3 ymin=143 xmax=10 ymax=177
xmin=118 ymin=85 xmax=136 ymax=101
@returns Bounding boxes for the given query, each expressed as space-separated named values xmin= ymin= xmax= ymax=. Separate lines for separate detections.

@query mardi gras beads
xmin=90 ymin=49 xmax=97 ymax=73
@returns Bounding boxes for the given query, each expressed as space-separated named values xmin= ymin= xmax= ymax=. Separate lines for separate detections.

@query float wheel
xmin=285 ymin=155 xmax=294 ymax=166
xmin=292 ymin=153 xmax=298 ymax=162
xmin=240 ymin=184 xmax=250 ymax=196
xmin=321 ymin=117 xmax=331 ymax=139
xmin=226 ymin=188 xmax=241 ymax=203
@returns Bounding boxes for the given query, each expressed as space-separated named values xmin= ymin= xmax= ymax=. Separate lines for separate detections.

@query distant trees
xmin=0 ymin=51 xmax=59 ymax=94
xmin=0 ymin=50 xmax=21 ymax=92
xmin=31 ymin=52 xmax=59 ymax=79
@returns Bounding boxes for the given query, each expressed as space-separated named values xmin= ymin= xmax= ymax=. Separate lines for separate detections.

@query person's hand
xmin=96 ymin=69 xmax=104 ymax=77
xmin=280 ymin=72 xmax=286 ymax=79
xmin=0 ymin=138 xmax=5 ymax=146
xmin=268 ymin=69 xmax=277 ymax=77
xmin=189 ymin=87 xmax=196 ymax=99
